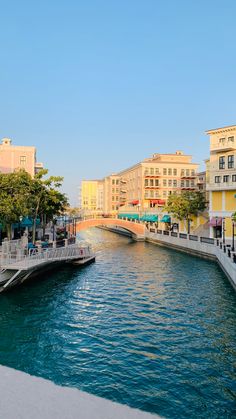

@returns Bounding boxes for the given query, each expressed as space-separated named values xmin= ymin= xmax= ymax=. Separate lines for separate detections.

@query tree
xmin=164 ymin=191 xmax=207 ymax=233
xmin=0 ymin=170 xmax=32 ymax=239
xmin=26 ymin=169 xmax=68 ymax=243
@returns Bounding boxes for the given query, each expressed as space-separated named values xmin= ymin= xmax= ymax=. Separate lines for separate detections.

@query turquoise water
xmin=0 ymin=229 xmax=235 ymax=418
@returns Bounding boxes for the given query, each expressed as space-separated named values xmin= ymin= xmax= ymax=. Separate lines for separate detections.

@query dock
xmin=0 ymin=238 xmax=95 ymax=292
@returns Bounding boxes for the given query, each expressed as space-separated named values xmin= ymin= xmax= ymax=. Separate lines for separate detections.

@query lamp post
xmin=231 ymin=215 xmax=236 ymax=251
xmin=215 ymin=216 xmax=218 ymax=238
xmin=222 ymin=217 xmax=225 ymax=244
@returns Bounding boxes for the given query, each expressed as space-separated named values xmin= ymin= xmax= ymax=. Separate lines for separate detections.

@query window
xmin=155 ymin=168 xmax=159 ymax=175
xmin=219 ymin=156 xmax=225 ymax=169
xmin=168 ymin=168 xmax=172 ymax=175
xmin=150 ymin=179 xmax=154 ymax=186
xmin=150 ymin=190 xmax=154 ymax=197
xmin=181 ymin=180 xmax=184 ymax=187
xmin=163 ymin=179 xmax=167 ymax=186
xmin=112 ymin=188 xmax=115 ymax=193
xmin=168 ymin=179 xmax=172 ymax=186
xmin=155 ymin=179 xmax=159 ymax=186
xmin=191 ymin=170 xmax=195 ymax=176
xmin=228 ymin=155 xmax=234 ymax=169
xmin=163 ymin=191 xmax=167 ymax=196
xmin=223 ymin=175 xmax=229 ymax=182
xmin=219 ymin=137 xmax=225 ymax=143
xmin=150 ymin=168 xmax=154 ymax=175
xmin=215 ymin=176 xmax=221 ymax=183
xmin=116 ymin=179 xmax=119 ymax=185
xmin=186 ymin=169 xmax=190 ymax=176
xmin=145 ymin=179 xmax=148 ymax=186
xmin=186 ymin=180 xmax=189 ymax=187
xmin=112 ymin=179 xmax=115 ymax=185
xmin=173 ymin=180 xmax=177 ymax=187
xmin=112 ymin=195 xmax=115 ymax=201
xmin=191 ymin=180 xmax=195 ymax=187
xmin=173 ymin=169 xmax=177 ymax=176
xmin=163 ymin=168 xmax=167 ymax=175
xmin=232 ymin=175 xmax=236 ymax=182
xmin=228 ymin=136 xmax=234 ymax=142
xmin=181 ymin=169 xmax=185 ymax=176
xmin=20 ymin=156 xmax=26 ymax=165
xmin=116 ymin=188 xmax=119 ymax=193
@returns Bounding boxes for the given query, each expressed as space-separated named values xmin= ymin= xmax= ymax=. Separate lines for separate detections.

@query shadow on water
xmin=0 ymin=228 xmax=236 ymax=418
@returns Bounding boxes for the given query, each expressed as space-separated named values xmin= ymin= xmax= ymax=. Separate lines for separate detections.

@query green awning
xmin=140 ymin=215 xmax=158 ymax=222
xmin=161 ymin=215 xmax=171 ymax=223
xmin=118 ymin=214 xmax=139 ymax=220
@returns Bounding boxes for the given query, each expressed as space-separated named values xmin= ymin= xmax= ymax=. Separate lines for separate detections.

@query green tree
xmin=164 ymin=191 xmax=207 ymax=233
xmin=27 ymin=169 xmax=68 ymax=243
xmin=0 ymin=170 xmax=32 ymax=238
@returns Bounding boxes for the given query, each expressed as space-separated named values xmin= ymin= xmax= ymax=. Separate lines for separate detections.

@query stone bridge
xmin=75 ymin=218 xmax=146 ymax=240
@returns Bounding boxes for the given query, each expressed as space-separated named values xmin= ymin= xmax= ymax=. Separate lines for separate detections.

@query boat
xmin=0 ymin=238 xmax=95 ymax=292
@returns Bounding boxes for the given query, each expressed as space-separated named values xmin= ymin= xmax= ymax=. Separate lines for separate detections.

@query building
xmin=81 ymin=180 xmax=104 ymax=217
xmin=206 ymin=125 xmax=236 ymax=240
xmin=103 ymin=174 xmax=120 ymax=215
xmin=117 ymin=151 xmax=198 ymax=214
xmin=0 ymin=138 xmax=43 ymax=176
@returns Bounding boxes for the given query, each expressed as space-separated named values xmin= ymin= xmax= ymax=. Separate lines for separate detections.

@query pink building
xmin=0 ymin=138 xmax=43 ymax=176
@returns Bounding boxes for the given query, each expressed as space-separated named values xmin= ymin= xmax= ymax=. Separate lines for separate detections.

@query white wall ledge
xmin=0 ymin=365 xmax=160 ymax=419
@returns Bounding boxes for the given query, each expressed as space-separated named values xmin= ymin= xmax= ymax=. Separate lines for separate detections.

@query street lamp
xmin=231 ymin=214 xmax=236 ymax=251
xmin=215 ymin=216 xmax=218 ymax=238
xmin=222 ymin=217 xmax=225 ymax=244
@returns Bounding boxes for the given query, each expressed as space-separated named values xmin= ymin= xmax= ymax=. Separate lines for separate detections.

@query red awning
xmin=130 ymin=200 xmax=139 ymax=205
xmin=150 ymin=199 xmax=159 ymax=204
xmin=209 ymin=217 xmax=222 ymax=227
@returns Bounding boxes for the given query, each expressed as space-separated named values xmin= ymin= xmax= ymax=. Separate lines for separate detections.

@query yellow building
xmin=206 ymin=125 xmax=236 ymax=240
xmin=81 ymin=180 xmax=104 ymax=218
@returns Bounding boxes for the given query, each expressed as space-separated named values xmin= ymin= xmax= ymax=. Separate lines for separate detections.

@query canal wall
xmin=0 ymin=364 xmax=159 ymax=419
xmin=101 ymin=225 xmax=236 ymax=291
xmin=146 ymin=229 xmax=236 ymax=291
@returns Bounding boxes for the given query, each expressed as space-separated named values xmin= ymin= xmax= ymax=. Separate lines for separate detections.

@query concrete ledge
xmin=146 ymin=237 xmax=217 ymax=261
xmin=0 ymin=365 xmax=158 ymax=419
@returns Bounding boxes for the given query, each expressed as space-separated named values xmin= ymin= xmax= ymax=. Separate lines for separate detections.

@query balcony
xmin=211 ymin=140 xmax=235 ymax=154
xmin=181 ymin=175 xmax=196 ymax=179
xmin=207 ymin=181 xmax=236 ymax=191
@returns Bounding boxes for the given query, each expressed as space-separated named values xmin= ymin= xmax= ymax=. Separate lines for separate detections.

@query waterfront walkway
xmin=0 ymin=365 xmax=158 ymax=419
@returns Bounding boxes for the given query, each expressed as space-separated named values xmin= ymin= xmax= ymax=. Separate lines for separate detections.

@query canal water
xmin=0 ymin=229 xmax=235 ymax=418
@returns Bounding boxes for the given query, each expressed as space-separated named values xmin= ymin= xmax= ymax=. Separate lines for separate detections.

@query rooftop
xmin=205 ymin=125 xmax=236 ymax=135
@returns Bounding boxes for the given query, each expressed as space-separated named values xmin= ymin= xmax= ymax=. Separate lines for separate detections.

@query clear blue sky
xmin=0 ymin=0 xmax=235 ymax=205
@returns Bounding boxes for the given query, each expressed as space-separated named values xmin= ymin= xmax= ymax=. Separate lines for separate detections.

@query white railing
xmin=0 ymin=244 xmax=93 ymax=269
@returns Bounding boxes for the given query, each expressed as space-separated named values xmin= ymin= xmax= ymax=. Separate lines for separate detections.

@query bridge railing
xmin=0 ymin=244 xmax=92 ymax=269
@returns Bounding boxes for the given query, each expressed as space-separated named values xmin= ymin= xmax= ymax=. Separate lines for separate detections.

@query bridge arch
xmin=75 ymin=218 xmax=146 ymax=240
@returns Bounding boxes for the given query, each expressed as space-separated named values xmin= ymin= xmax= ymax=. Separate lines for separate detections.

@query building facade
xmin=81 ymin=180 xmax=104 ymax=217
xmin=117 ymin=151 xmax=198 ymax=214
xmin=0 ymin=138 xmax=42 ymax=176
xmin=206 ymin=125 xmax=236 ymax=240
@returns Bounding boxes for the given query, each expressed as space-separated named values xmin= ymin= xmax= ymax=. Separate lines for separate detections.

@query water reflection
xmin=0 ymin=228 xmax=235 ymax=418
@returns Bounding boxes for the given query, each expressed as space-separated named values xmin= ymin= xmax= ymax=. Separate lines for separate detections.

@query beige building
xmin=206 ymin=124 xmax=236 ymax=240
xmin=103 ymin=174 xmax=120 ymax=215
xmin=117 ymin=151 xmax=198 ymax=213
xmin=0 ymin=138 xmax=43 ymax=176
